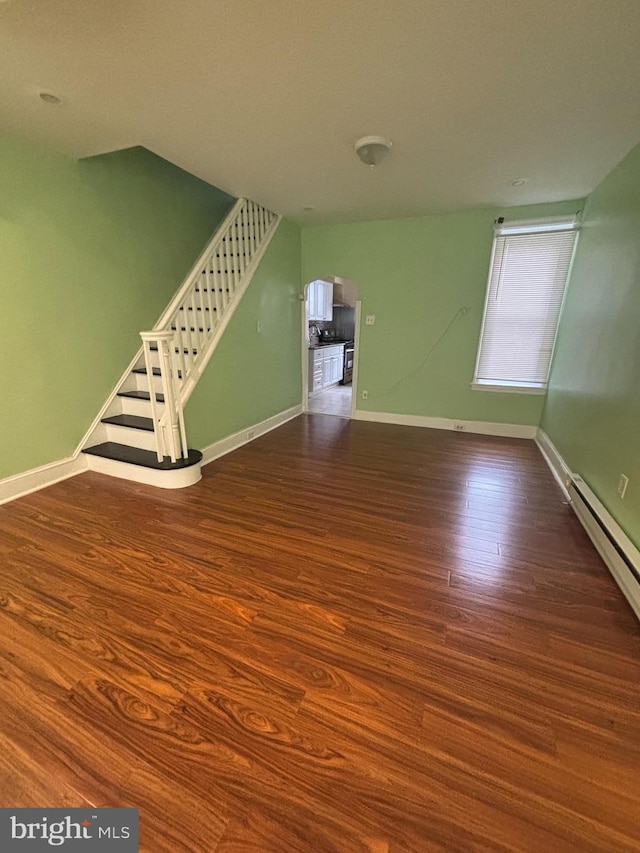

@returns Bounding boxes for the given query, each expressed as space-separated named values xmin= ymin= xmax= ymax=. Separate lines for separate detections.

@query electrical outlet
xmin=365 ymin=315 xmax=376 ymax=326
xmin=362 ymin=390 xmax=368 ymax=400
xmin=453 ymin=423 xmax=466 ymax=431
xmin=618 ymin=474 xmax=629 ymax=499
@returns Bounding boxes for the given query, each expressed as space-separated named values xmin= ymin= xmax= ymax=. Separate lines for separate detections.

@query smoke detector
xmin=354 ymin=136 xmax=393 ymax=167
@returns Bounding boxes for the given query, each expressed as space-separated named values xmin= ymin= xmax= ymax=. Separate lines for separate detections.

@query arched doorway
xmin=301 ymin=277 xmax=360 ymax=419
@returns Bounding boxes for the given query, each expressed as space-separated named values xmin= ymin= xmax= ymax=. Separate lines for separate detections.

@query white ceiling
xmin=1 ymin=0 xmax=640 ymax=224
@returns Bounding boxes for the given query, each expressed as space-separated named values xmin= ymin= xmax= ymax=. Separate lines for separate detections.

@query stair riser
xmin=85 ymin=454 xmax=202 ymax=489
xmin=140 ymin=350 xmax=198 ymax=371
xmin=144 ymin=350 xmax=161 ymax=371
xmin=118 ymin=374 xmax=140 ymax=394
xmin=104 ymin=424 xmax=158 ymax=452
xmin=133 ymin=372 xmax=186 ymax=394
xmin=120 ymin=396 xmax=162 ymax=418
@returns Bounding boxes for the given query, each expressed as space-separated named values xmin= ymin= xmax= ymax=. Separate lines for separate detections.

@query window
xmin=472 ymin=215 xmax=579 ymax=393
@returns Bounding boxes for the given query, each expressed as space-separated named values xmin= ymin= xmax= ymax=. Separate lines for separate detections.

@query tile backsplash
xmin=308 ymin=308 xmax=355 ymax=343
xmin=333 ymin=306 xmax=356 ymax=340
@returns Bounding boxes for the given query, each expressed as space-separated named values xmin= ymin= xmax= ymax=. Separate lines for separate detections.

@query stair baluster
xmin=138 ymin=198 xmax=280 ymax=461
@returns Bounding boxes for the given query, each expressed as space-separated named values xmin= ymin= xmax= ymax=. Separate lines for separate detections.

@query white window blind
xmin=473 ymin=216 xmax=579 ymax=391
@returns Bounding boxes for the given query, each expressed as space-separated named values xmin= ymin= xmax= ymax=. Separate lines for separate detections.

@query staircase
xmin=82 ymin=198 xmax=281 ymax=488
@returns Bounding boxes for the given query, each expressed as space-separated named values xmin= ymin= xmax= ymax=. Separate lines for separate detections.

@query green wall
xmin=185 ymin=218 xmax=302 ymax=447
xmin=7 ymin=115 xmax=637 ymax=551
xmin=0 ymin=133 xmax=233 ymax=479
xmin=301 ymin=199 xmax=582 ymax=426
xmin=542 ymin=142 xmax=640 ymax=548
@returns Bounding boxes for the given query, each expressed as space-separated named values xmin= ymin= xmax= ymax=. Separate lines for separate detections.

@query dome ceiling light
xmin=354 ymin=135 xmax=393 ymax=168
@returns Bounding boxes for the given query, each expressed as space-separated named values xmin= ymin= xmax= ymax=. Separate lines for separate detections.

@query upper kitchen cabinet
xmin=307 ymin=280 xmax=333 ymax=321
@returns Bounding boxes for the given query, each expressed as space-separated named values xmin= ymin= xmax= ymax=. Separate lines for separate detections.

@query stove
xmin=341 ymin=341 xmax=355 ymax=384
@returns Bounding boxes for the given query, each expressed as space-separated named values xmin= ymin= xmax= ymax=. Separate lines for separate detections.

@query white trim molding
xmin=352 ymin=409 xmax=538 ymax=439
xmin=201 ymin=404 xmax=302 ymax=466
xmin=569 ymin=476 xmax=640 ymax=622
xmin=0 ymin=454 xmax=87 ymax=506
xmin=536 ymin=429 xmax=640 ymax=622
xmin=471 ymin=381 xmax=546 ymax=396
xmin=84 ymin=454 xmax=201 ymax=490
xmin=0 ymin=405 xmax=303 ymax=504
xmin=535 ymin=429 xmax=572 ymax=499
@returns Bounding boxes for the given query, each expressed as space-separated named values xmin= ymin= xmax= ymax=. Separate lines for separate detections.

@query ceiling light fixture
xmin=354 ymin=135 xmax=393 ymax=168
xmin=39 ymin=92 xmax=62 ymax=105
xmin=511 ymin=178 xmax=528 ymax=187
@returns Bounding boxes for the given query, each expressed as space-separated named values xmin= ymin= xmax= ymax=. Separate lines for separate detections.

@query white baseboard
xmin=0 ymin=405 xmax=302 ymax=505
xmin=200 ymin=404 xmax=303 ymax=466
xmin=352 ymin=409 xmax=538 ymax=440
xmin=569 ymin=476 xmax=640 ymax=622
xmin=535 ymin=429 xmax=572 ymax=500
xmin=536 ymin=430 xmax=640 ymax=622
xmin=0 ymin=454 xmax=87 ymax=506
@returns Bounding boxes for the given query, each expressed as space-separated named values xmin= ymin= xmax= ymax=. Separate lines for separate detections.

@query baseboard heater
xmin=569 ymin=475 xmax=640 ymax=622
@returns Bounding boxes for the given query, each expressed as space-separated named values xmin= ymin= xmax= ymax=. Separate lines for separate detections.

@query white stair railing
xmin=140 ymin=198 xmax=280 ymax=462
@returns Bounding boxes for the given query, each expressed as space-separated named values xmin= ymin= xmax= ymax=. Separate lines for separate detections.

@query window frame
xmin=472 ymin=215 xmax=580 ymax=395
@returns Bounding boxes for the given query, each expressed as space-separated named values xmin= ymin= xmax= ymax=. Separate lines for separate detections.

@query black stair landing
xmin=101 ymin=414 xmax=154 ymax=431
xmin=83 ymin=442 xmax=202 ymax=470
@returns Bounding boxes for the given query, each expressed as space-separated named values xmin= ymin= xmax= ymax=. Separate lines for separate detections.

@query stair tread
xmin=117 ymin=390 xmax=165 ymax=403
xmin=101 ymin=414 xmax=154 ymax=432
xmin=83 ymin=442 xmax=202 ymax=471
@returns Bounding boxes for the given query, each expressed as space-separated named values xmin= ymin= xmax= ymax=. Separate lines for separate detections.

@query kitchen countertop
xmin=309 ymin=341 xmax=352 ymax=349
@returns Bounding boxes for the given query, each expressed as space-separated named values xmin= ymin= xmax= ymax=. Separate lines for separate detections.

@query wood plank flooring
xmin=1 ymin=414 xmax=639 ymax=851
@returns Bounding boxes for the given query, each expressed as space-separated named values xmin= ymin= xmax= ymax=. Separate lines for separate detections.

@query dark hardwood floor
xmin=1 ymin=414 xmax=639 ymax=851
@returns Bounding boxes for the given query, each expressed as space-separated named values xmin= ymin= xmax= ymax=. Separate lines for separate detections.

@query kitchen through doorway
xmin=304 ymin=277 xmax=359 ymax=419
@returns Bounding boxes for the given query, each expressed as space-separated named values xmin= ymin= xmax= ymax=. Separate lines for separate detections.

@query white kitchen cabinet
xmin=307 ymin=281 xmax=319 ymax=321
xmin=329 ymin=351 xmax=342 ymax=383
xmin=309 ymin=344 xmax=344 ymax=394
xmin=309 ymin=349 xmax=324 ymax=393
xmin=322 ymin=282 xmax=333 ymax=321
xmin=321 ymin=358 xmax=330 ymax=387
xmin=307 ymin=280 xmax=333 ymax=322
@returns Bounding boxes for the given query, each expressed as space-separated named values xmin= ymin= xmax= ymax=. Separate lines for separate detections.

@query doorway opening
xmin=302 ymin=277 xmax=360 ymax=419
